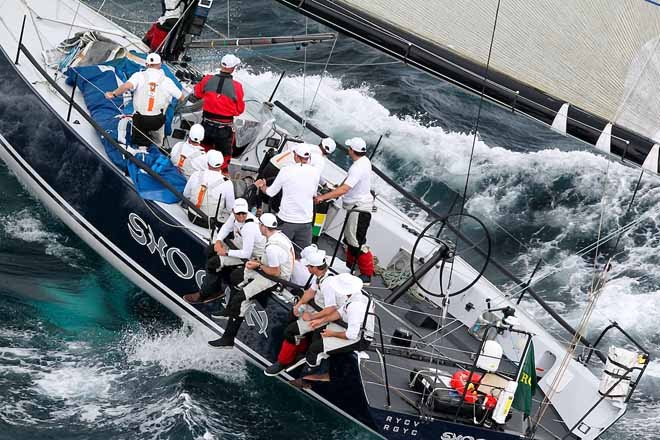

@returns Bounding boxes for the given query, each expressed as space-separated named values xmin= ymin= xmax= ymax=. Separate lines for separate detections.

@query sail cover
xmin=277 ymin=0 xmax=660 ymax=161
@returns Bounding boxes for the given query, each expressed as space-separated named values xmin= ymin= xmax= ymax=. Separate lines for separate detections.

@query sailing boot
xmin=208 ymin=316 xmax=243 ymax=349
xmin=265 ymin=340 xmax=298 ymax=376
xmin=356 ymin=250 xmax=375 ymax=286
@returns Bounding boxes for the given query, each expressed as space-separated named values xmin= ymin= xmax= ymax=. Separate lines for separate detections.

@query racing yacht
xmin=0 ymin=1 xmax=650 ymax=439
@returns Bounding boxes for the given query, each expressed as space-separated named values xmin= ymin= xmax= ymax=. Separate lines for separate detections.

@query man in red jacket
xmin=194 ymin=54 xmax=245 ymax=172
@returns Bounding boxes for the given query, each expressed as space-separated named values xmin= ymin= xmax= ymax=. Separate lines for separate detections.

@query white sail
xmin=336 ymin=0 xmax=660 ymax=144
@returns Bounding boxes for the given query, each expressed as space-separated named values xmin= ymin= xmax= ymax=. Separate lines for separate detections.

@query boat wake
xmin=1 ymin=208 xmax=86 ymax=269
xmin=0 ymin=308 xmax=249 ymax=438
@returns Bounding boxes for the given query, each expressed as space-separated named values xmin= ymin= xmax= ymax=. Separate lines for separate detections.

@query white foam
xmin=34 ymin=364 xmax=115 ymax=400
xmin=1 ymin=208 xmax=85 ymax=267
xmin=124 ymin=322 xmax=246 ymax=380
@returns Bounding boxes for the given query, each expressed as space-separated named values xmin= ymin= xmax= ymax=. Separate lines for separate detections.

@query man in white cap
xmin=265 ymin=248 xmax=351 ymax=376
xmin=302 ymin=272 xmax=374 ymax=382
xmin=183 ymin=150 xmax=235 ymax=227
xmin=209 ymin=213 xmax=295 ymax=348
xmin=105 ymin=53 xmax=185 ymax=147
xmin=289 ymin=244 xmax=319 ymax=287
xmin=184 ymin=198 xmax=265 ymax=304
xmin=193 ymin=53 xmax=245 ymax=173
xmin=254 ymin=143 xmax=321 ymax=255
xmin=170 ymin=123 xmax=207 ymax=178
xmin=269 ymin=137 xmax=336 ymax=174
xmin=314 ymin=137 xmax=375 ymax=284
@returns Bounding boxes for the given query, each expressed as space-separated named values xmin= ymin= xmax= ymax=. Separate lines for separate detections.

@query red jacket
xmin=194 ymin=73 xmax=245 ymax=119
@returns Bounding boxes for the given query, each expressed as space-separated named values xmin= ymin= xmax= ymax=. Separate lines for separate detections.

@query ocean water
xmin=1 ymin=0 xmax=659 ymax=439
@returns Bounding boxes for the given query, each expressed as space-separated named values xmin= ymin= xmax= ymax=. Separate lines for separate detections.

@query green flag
xmin=512 ymin=341 xmax=537 ymax=416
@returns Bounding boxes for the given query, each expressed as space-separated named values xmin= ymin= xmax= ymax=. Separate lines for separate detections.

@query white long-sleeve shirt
xmin=214 ymin=214 xmax=265 ymax=259
xmin=339 ymin=293 xmax=375 ymax=341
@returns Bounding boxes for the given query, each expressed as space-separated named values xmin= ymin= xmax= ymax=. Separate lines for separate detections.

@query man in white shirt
xmin=265 ymin=249 xmax=350 ymax=376
xmin=105 ymin=53 xmax=185 ymax=147
xmin=184 ymin=199 xmax=265 ymax=304
xmin=302 ymin=273 xmax=374 ymax=381
xmin=183 ymin=150 xmax=235 ymax=227
xmin=314 ymin=137 xmax=375 ymax=284
xmin=170 ymin=123 xmax=207 ymax=178
xmin=255 ymin=143 xmax=321 ymax=255
xmin=209 ymin=213 xmax=295 ymax=348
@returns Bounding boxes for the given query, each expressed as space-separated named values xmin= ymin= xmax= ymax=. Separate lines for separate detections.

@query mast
xmin=272 ymin=0 xmax=658 ymax=166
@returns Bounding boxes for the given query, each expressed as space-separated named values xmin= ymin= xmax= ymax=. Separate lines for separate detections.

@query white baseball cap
xmin=233 ymin=198 xmax=249 ymax=214
xmin=221 ymin=54 xmax=241 ymax=69
xmin=301 ymin=249 xmax=327 ymax=267
xmin=345 ymin=137 xmax=367 ymax=153
xmin=259 ymin=213 xmax=278 ymax=228
xmin=300 ymin=244 xmax=318 ymax=260
xmin=146 ymin=53 xmax=161 ymax=65
xmin=326 ymin=272 xmax=363 ymax=296
xmin=292 ymin=143 xmax=311 ymax=159
xmin=189 ymin=124 xmax=205 ymax=143
xmin=320 ymin=137 xmax=336 ymax=154
xmin=207 ymin=150 xmax=224 ymax=168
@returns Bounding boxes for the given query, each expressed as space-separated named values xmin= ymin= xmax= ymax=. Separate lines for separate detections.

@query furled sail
xmin=275 ymin=0 xmax=660 ymax=165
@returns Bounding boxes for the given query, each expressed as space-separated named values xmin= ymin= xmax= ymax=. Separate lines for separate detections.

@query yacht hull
xmin=0 ymin=46 xmax=381 ymax=436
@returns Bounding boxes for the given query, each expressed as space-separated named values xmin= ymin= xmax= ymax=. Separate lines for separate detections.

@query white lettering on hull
xmin=128 ymin=213 xmax=203 ymax=284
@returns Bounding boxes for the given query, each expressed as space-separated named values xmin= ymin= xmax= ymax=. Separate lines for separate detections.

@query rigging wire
xmin=306 ymin=33 xmax=338 ymax=130
xmin=439 ymin=1 xmax=502 ymax=361
xmin=529 ymin=145 xmax=645 ymax=434
xmin=300 ymin=16 xmax=309 ymax=135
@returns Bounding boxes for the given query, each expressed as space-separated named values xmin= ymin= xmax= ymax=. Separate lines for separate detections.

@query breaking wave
xmin=1 ymin=208 xmax=86 ymax=269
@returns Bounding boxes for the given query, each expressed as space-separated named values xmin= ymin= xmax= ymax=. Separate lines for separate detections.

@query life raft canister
xmin=450 ymin=370 xmax=498 ymax=410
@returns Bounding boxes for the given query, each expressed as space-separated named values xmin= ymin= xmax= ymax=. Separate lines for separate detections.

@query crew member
xmin=289 ymin=244 xmax=319 ymax=288
xmin=314 ymin=137 xmax=374 ymax=284
xmin=265 ymin=249 xmax=349 ymax=376
xmin=255 ymin=143 xmax=321 ymax=254
xmin=142 ymin=0 xmax=185 ymax=52
xmin=183 ymin=150 xmax=235 ymax=226
xmin=184 ymin=198 xmax=265 ymax=304
xmin=303 ymin=273 xmax=374 ymax=381
xmin=194 ymin=53 xmax=245 ymax=172
xmin=269 ymin=137 xmax=336 ymax=174
xmin=105 ymin=53 xmax=184 ymax=147
xmin=209 ymin=213 xmax=294 ymax=348
xmin=170 ymin=123 xmax=207 ymax=178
